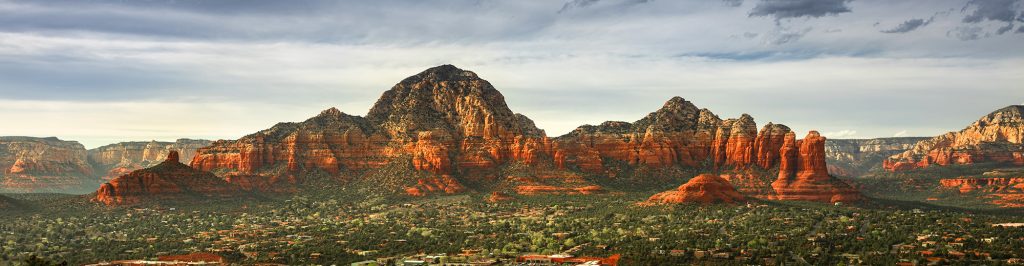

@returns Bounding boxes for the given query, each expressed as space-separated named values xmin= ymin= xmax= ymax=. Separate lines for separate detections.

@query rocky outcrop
xmin=647 ymin=174 xmax=745 ymax=204
xmin=191 ymin=65 xmax=549 ymax=196
xmin=939 ymin=177 xmax=1024 ymax=207
xmin=940 ymin=177 xmax=1024 ymax=193
xmin=88 ymin=139 xmax=212 ymax=181
xmin=825 ymin=137 xmax=927 ymax=177
xmin=191 ymin=107 xmax=390 ymax=176
xmin=885 ymin=106 xmax=1024 ymax=171
xmin=0 ymin=137 xmax=96 ymax=193
xmin=94 ymin=151 xmax=242 ymax=205
xmin=187 ymin=65 xmax=858 ymax=201
xmin=772 ymin=132 xmax=862 ymax=203
xmin=404 ymin=175 xmax=466 ymax=196
xmin=515 ymin=185 xmax=604 ymax=195
xmin=487 ymin=191 xmax=513 ymax=202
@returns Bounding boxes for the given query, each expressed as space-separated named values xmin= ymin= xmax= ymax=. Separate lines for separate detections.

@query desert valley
xmin=2 ymin=65 xmax=1023 ymax=265
xmin=2 ymin=0 xmax=1023 ymax=265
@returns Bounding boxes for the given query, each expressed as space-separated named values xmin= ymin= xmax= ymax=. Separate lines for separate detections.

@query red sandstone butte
xmin=94 ymin=151 xmax=241 ymax=205
xmin=772 ymin=131 xmax=861 ymax=203
xmin=647 ymin=174 xmax=745 ymax=204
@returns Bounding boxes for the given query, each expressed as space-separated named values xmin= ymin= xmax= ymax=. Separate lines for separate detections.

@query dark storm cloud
xmin=749 ymin=0 xmax=853 ymax=21
xmin=957 ymin=0 xmax=1024 ymax=37
xmin=962 ymin=0 xmax=1021 ymax=23
xmin=881 ymin=18 xmax=932 ymax=33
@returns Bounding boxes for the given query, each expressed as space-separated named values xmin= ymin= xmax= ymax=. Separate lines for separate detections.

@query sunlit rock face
xmin=189 ymin=65 xmax=859 ymax=201
xmin=772 ymin=132 xmax=862 ymax=203
xmin=88 ymin=139 xmax=212 ymax=182
xmin=938 ymin=177 xmax=1024 ymax=208
xmin=0 ymin=136 xmax=95 ymax=193
xmin=885 ymin=105 xmax=1024 ymax=171
xmin=94 ymin=151 xmax=242 ymax=205
xmin=647 ymin=174 xmax=745 ymax=204
xmin=191 ymin=65 xmax=548 ymax=195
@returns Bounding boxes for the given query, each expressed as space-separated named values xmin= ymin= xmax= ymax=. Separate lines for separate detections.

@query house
xmin=351 ymin=261 xmax=378 ymax=266
xmin=403 ymin=260 xmax=427 ymax=266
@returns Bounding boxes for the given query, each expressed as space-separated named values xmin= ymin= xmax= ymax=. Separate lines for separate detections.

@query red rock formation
xmin=404 ymin=175 xmax=466 ymax=196
xmin=885 ymin=105 xmax=1024 ymax=171
xmin=191 ymin=107 xmax=392 ymax=175
xmin=94 ymin=151 xmax=242 ymax=205
xmin=711 ymin=114 xmax=757 ymax=168
xmin=515 ymin=185 xmax=604 ymax=195
xmin=192 ymin=65 xmax=547 ymax=196
xmin=487 ymin=191 xmax=513 ymax=202
xmin=0 ymin=137 xmax=95 ymax=193
xmin=939 ymin=177 xmax=1024 ymax=193
xmin=754 ymin=123 xmax=791 ymax=169
xmin=88 ymin=139 xmax=212 ymax=182
xmin=647 ymin=174 xmax=745 ymax=204
xmin=771 ymin=131 xmax=862 ymax=203
xmin=937 ymin=177 xmax=1024 ymax=207
xmin=184 ymin=65 xmax=858 ymax=201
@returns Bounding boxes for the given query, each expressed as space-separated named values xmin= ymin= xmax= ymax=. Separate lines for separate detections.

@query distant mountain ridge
xmin=885 ymin=105 xmax=1024 ymax=171
xmin=0 ymin=137 xmax=212 ymax=193
xmin=825 ymin=137 xmax=928 ymax=177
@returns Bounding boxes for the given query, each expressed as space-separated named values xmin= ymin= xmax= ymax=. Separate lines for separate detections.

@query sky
xmin=0 ymin=0 xmax=1021 ymax=148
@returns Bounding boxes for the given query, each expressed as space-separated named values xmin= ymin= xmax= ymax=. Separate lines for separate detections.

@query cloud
xmin=949 ymin=26 xmax=986 ymax=40
xmin=958 ymin=0 xmax=1024 ymax=37
xmin=722 ymin=0 xmax=745 ymax=7
xmin=763 ymin=27 xmax=812 ymax=45
xmin=825 ymin=129 xmax=858 ymax=138
xmin=0 ymin=0 xmax=1021 ymax=146
xmin=558 ymin=0 xmax=601 ymax=13
xmin=962 ymin=0 xmax=1021 ymax=23
xmin=881 ymin=18 xmax=932 ymax=33
xmin=749 ymin=0 xmax=852 ymax=21
xmin=892 ymin=130 xmax=908 ymax=137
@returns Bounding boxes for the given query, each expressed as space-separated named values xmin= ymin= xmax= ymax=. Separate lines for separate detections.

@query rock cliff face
xmin=191 ymin=65 xmax=547 ymax=195
xmin=550 ymin=98 xmax=773 ymax=173
xmin=771 ymin=132 xmax=862 ymax=203
xmin=940 ymin=177 xmax=1024 ymax=193
xmin=647 ymin=174 xmax=745 ymax=204
xmin=88 ymin=139 xmax=212 ymax=181
xmin=825 ymin=137 xmax=926 ymax=177
xmin=188 ymin=65 xmax=857 ymax=202
xmin=94 ymin=151 xmax=242 ymax=205
xmin=938 ymin=177 xmax=1024 ymax=207
xmin=884 ymin=106 xmax=1024 ymax=171
xmin=0 ymin=137 xmax=96 ymax=193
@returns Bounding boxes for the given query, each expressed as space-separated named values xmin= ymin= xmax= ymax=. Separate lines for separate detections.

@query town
xmin=3 ymin=193 xmax=1023 ymax=265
